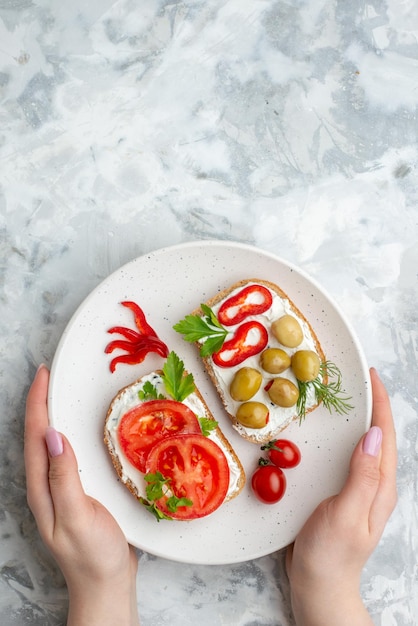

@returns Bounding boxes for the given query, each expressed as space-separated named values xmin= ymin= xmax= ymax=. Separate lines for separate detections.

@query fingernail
xmin=370 ymin=366 xmax=380 ymax=380
xmin=45 ymin=427 xmax=64 ymax=457
xmin=363 ymin=426 xmax=382 ymax=457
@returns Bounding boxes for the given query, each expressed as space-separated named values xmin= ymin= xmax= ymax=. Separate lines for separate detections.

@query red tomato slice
xmin=217 ymin=284 xmax=273 ymax=326
xmin=118 ymin=400 xmax=201 ymax=473
xmin=145 ymin=434 xmax=230 ymax=520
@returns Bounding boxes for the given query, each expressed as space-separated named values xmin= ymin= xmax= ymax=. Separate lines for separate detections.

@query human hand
xmin=286 ymin=367 xmax=397 ymax=626
xmin=24 ymin=365 xmax=140 ymax=626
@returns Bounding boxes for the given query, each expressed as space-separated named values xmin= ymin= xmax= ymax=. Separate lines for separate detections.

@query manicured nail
xmin=370 ymin=366 xmax=380 ymax=380
xmin=363 ymin=426 xmax=382 ymax=457
xmin=45 ymin=427 xmax=64 ymax=457
xmin=36 ymin=363 xmax=47 ymax=374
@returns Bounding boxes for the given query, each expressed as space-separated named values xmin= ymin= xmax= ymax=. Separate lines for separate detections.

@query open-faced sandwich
xmin=174 ymin=279 xmax=352 ymax=444
xmin=104 ymin=351 xmax=245 ymax=521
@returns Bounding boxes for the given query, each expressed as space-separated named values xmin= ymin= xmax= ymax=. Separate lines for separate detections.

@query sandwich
xmin=104 ymin=351 xmax=245 ymax=521
xmin=174 ymin=278 xmax=352 ymax=444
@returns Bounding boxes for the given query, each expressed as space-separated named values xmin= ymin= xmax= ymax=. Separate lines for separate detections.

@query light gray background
xmin=1 ymin=1 xmax=417 ymax=624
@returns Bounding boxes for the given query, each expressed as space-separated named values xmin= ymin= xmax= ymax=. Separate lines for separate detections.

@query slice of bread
xmin=186 ymin=279 xmax=326 ymax=444
xmin=104 ymin=367 xmax=246 ymax=520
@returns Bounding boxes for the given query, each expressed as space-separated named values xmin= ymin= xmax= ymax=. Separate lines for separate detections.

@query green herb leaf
xmin=198 ymin=416 xmax=218 ymax=437
xmin=142 ymin=471 xmax=193 ymax=521
xmin=173 ymin=304 xmax=228 ymax=357
xmin=139 ymin=497 xmax=173 ymax=522
xmin=166 ymin=495 xmax=193 ymax=513
xmin=144 ymin=471 xmax=170 ymax=501
xmin=297 ymin=361 xmax=354 ymax=423
xmin=161 ymin=351 xmax=195 ymax=401
xmin=138 ymin=380 xmax=165 ymax=401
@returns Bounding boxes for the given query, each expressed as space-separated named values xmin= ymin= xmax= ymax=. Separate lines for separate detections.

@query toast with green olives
xmin=174 ymin=279 xmax=352 ymax=444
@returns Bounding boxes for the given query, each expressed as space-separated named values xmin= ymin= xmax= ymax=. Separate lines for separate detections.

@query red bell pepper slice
xmin=105 ymin=301 xmax=169 ymax=372
xmin=217 ymin=284 xmax=273 ymax=326
xmin=212 ymin=321 xmax=268 ymax=367
xmin=108 ymin=339 xmax=169 ymax=372
xmin=107 ymin=326 xmax=142 ymax=342
xmin=121 ymin=301 xmax=158 ymax=336
xmin=104 ymin=339 xmax=140 ymax=355
xmin=105 ymin=336 xmax=168 ymax=356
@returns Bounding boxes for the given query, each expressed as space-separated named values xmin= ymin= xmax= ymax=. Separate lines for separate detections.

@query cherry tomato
xmin=264 ymin=439 xmax=301 ymax=469
xmin=118 ymin=400 xmax=201 ymax=472
xmin=212 ymin=321 xmax=268 ymax=367
xmin=146 ymin=434 xmax=230 ymax=520
xmin=251 ymin=464 xmax=287 ymax=504
xmin=217 ymin=284 xmax=273 ymax=326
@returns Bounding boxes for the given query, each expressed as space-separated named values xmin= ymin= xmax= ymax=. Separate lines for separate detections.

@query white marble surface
xmin=1 ymin=1 xmax=417 ymax=624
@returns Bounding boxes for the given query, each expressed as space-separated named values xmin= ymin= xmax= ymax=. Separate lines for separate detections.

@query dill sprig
xmin=297 ymin=361 xmax=354 ymax=423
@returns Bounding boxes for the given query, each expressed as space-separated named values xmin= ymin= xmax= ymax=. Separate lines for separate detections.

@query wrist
xmin=66 ymin=570 xmax=139 ymax=626
xmin=289 ymin=583 xmax=373 ymax=626
xmin=67 ymin=586 xmax=139 ymax=626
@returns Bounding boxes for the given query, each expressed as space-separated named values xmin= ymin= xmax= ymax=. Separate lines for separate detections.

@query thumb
xmin=336 ymin=426 xmax=383 ymax=520
xmin=46 ymin=427 xmax=89 ymax=521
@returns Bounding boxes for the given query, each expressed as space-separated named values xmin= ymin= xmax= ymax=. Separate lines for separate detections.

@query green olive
xmin=271 ymin=315 xmax=303 ymax=348
xmin=260 ymin=348 xmax=291 ymax=374
xmin=230 ymin=367 xmax=262 ymax=401
xmin=266 ymin=377 xmax=299 ymax=407
xmin=291 ymin=350 xmax=320 ymax=382
xmin=236 ymin=402 xmax=269 ymax=429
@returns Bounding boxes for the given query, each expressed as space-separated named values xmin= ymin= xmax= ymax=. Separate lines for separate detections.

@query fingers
xmin=46 ymin=430 xmax=92 ymax=529
xmin=332 ymin=368 xmax=397 ymax=535
xmin=25 ymin=365 xmax=92 ymax=543
xmin=369 ymin=368 xmax=397 ymax=472
xmin=368 ymin=368 xmax=398 ymax=531
xmin=24 ymin=365 xmax=55 ymax=529
xmin=337 ymin=427 xmax=382 ymax=518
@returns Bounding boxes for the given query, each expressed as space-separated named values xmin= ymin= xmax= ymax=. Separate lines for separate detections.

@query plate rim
xmin=48 ymin=239 xmax=372 ymax=564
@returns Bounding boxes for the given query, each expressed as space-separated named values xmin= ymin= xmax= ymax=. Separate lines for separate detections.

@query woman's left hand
xmin=24 ymin=364 xmax=140 ymax=626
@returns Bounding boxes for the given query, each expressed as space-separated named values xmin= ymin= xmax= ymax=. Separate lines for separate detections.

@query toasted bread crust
xmin=104 ymin=371 xmax=246 ymax=519
xmin=192 ymin=279 xmax=327 ymax=444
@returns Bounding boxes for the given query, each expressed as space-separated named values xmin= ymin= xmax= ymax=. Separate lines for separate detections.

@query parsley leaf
xmin=139 ymin=497 xmax=172 ymax=522
xmin=138 ymin=381 xmax=165 ymax=401
xmin=173 ymin=304 xmax=228 ymax=357
xmin=166 ymin=495 xmax=193 ymax=513
xmin=144 ymin=471 xmax=169 ymax=501
xmin=161 ymin=351 xmax=195 ymax=401
xmin=198 ymin=416 xmax=218 ymax=436
xmin=142 ymin=471 xmax=193 ymax=521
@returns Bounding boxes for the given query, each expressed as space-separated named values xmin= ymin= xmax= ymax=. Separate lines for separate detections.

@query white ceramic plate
xmin=49 ymin=240 xmax=371 ymax=565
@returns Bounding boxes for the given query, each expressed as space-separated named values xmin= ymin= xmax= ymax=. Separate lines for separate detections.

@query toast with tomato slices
xmin=104 ymin=351 xmax=246 ymax=521
xmin=174 ymin=278 xmax=338 ymax=445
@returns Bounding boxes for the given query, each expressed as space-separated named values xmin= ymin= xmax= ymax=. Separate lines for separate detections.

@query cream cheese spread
xmin=105 ymin=373 xmax=242 ymax=499
xmin=205 ymin=282 xmax=320 ymax=441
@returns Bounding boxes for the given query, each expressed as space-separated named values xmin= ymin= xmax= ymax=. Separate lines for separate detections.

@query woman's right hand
xmin=286 ymin=368 xmax=397 ymax=625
